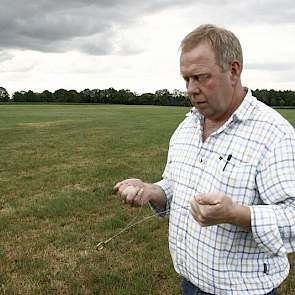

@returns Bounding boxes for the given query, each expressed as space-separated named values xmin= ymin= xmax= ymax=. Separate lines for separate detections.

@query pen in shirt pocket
xmin=219 ymin=154 xmax=232 ymax=171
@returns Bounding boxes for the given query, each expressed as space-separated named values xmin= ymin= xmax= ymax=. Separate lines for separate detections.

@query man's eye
xmin=183 ymin=74 xmax=210 ymax=85
xmin=197 ymin=74 xmax=210 ymax=82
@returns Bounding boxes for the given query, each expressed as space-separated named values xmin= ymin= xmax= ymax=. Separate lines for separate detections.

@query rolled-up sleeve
xmin=149 ymin=179 xmax=172 ymax=218
xmin=149 ymin=156 xmax=174 ymax=218
xmin=149 ymin=136 xmax=175 ymax=218
xmin=252 ymin=136 xmax=295 ymax=256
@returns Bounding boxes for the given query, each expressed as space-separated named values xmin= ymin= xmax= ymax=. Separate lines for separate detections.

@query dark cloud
xmin=1 ymin=0 xmax=294 ymax=55
xmin=0 ymin=0 xmax=195 ymax=55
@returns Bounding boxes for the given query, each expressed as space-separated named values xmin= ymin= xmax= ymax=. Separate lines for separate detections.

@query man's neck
xmin=202 ymin=85 xmax=246 ymax=141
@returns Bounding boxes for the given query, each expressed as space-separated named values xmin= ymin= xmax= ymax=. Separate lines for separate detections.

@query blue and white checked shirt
xmin=154 ymin=89 xmax=295 ymax=294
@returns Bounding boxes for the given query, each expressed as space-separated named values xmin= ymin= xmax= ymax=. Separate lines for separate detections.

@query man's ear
xmin=229 ymin=60 xmax=242 ymax=86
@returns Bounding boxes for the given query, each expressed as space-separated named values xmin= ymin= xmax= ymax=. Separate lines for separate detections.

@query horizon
xmin=1 ymin=1 xmax=295 ymax=95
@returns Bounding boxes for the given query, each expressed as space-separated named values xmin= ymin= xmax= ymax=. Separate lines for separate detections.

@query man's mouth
xmin=195 ymin=101 xmax=207 ymax=105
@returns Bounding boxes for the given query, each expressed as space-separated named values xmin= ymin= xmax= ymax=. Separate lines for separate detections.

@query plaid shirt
xmin=153 ymin=89 xmax=295 ymax=294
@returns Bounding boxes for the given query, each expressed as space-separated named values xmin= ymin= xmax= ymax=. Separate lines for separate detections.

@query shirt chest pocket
xmin=206 ymin=155 xmax=257 ymax=198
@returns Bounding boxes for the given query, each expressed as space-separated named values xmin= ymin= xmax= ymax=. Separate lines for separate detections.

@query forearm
xmin=145 ymin=183 xmax=167 ymax=210
xmin=231 ymin=203 xmax=251 ymax=232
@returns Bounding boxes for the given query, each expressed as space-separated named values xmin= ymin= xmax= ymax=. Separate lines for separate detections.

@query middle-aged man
xmin=114 ymin=24 xmax=295 ymax=294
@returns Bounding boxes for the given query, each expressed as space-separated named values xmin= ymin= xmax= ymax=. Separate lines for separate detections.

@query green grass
xmin=0 ymin=104 xmax=294 ymax=294
xmin=0 ymin=104 xmax=184 ymax=295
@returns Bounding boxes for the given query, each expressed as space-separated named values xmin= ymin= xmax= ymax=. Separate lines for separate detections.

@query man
xmin=114 ymin=24 xmax=295 ymax=294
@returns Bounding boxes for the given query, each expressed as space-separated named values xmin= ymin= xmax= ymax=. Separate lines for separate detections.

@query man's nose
xmin=187 ymin=78 xmax=201 ymax=96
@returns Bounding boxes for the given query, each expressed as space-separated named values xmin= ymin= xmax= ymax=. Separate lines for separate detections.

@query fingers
xmin=124 ymin=186 xmax=139 ymax=204
xmin=123 ymin=187 xmax=145 ymax=207
xmin=113 ymin=178 xmax=141 ymax=193
xmin=190 ymin=195 xmax=220 ymax=226
xmin=196 ymin=193 xmax=221 ymax=205
xmin=190 ymin=198 xmax=200 ymax=216
xmin=113 ymin=180 xmax=129 ymax=193
xmin=133 ymin=188 xmax=145 ymax=207
xmin=114 ymin=179 xmax=146 ymax=207
xmin=190 ymin=193 xmax=233 ymax=226
xmin=190 ymin=198 xmax=207 ymax=226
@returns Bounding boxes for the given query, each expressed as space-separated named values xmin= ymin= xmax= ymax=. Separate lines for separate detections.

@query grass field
xmin=0 ymin=104 xmax=295 ymax=294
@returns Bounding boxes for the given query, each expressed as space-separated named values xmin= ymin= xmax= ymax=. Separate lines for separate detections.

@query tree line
xmin=0 ymin=86 xmax=295 ymax=107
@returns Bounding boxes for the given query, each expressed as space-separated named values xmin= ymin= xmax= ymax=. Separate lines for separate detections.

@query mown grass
xmin=0 ymin=104 xmax=294 ymax=294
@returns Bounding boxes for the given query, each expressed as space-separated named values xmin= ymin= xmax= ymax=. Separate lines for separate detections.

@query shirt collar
xmin=231 ymin=88 xmax=257 ymax=122
xmin=185 ymin=88 xmax=257 ymax=123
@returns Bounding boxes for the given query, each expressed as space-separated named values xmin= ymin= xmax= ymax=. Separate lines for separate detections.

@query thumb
xmin=196 ymin=193 xmax=220 ymax=205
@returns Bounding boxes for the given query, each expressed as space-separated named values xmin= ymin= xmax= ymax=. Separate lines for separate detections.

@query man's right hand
xmin=113 ymin=178 xmax=167 ymax=209
xmin=113 ymin=178 xmax=151 ymax=207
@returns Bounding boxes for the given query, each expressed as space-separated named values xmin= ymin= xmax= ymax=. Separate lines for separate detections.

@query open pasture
xmin=0 ymin=104 xmax=294 ymax=294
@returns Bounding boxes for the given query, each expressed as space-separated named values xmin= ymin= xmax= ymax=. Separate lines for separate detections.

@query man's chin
xmin=193 ymin=103 xmax=209 ymax=113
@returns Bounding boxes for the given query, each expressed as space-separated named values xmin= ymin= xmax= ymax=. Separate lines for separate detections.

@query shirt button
xmin=178 ymin=258 xmax=183 ymax=264
xmin=181 ymin=211 xmax=188 ymax=216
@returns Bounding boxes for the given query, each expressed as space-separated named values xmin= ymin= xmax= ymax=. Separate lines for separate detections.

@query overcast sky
xmin=1 ymin=0 xmax=295 ymax=95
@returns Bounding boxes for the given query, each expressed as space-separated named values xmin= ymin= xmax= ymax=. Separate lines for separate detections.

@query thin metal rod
xmin=96 ymin=204 xmax=189 ymax=251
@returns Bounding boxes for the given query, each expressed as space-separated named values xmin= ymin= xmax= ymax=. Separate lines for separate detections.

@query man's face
xmin=180 ymin=42 xmax=234 ymax=121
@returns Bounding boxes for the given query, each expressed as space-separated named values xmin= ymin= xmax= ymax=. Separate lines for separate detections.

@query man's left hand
xmin=190 ymin=192 xmax=251 ymax=230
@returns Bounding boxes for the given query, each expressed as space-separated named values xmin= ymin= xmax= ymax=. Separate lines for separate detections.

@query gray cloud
xmin=242 ymin=0 xmax=295 ymax=24
xmin=0 ymin=0 xmax=196 ymax=55
xmin=183 ymin=0 xmax=295 ymax=26
xmin=1 ymin=0 xmax=294 ymax=56
xmin=245 ymin=62 xmax=295 ymax=87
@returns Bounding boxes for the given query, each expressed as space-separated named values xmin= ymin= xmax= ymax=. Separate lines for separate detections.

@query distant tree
xmin=12 ymin=91 xmax=26 ymax=102
xmin=283 ymin=90 xmax=295 ymax=106
xmin=12 ymin=90 xmax=36 ymax=102
xmin=117 ymin=89 xmax=136 ymax=104
xmin=7 ymin=87 xmax=295 ymax=106
xmin=67 ymin=89 xmax=79 ymax=103
xmin=39 ymin=90 xmax=54 ymax=102
xmin=80 ymin=89 xmax=93 ymax=103
xmin=0 ymin=86 xmax=10 ymax=102
xmin=138 ymin=93 xmax=155 ymax=105
xmin=172 ymin=89 xmax=190 ymax=106
xmin=54 ymin=89 xmax=69 ymax=102
xmin=155 ymin=89 xmax=171 ymax=105
xmin=104 ymin=87 xmax=118 ymax=103
xmin=26 ymin=90 xmax=38 ymax=102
